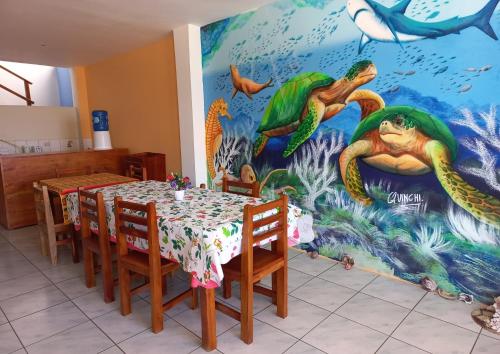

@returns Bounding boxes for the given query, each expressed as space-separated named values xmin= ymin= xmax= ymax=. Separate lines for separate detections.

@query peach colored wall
xmin=72 ymin=66 xmax=93 ymax=141
xmin=82 ymin=34 xmax=181 ymax=172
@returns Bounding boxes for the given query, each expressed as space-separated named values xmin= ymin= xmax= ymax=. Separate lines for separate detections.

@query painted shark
xmin=347 ymin=0 xmax=500 ymax=53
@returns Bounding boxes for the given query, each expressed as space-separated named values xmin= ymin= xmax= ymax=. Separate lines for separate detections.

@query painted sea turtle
xmin=253 ymin=60 xmax=384 ymax=157
xmin=339 ymin=106 xmax=500 ymax=227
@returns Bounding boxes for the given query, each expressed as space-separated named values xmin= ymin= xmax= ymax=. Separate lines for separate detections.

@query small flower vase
xmin=175 ymin=190 xmax=185 ymax=201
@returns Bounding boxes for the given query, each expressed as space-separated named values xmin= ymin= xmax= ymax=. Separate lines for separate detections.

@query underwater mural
xmin=201 ymin=0 xmax=500 ymax=302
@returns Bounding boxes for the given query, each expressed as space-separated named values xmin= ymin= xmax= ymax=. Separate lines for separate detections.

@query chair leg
xmin=150 ymin=272 xmax=164 ymax=333
xmin=162 ymin=275 xmax=167 ymax=295
xmin=70 ymin=231 xmax=79 ymax=263
xmin=190 ymin=275 xmax=198 ymax=309
xmin=271 ymin=240 xmax=277 ymax=305
xmin=223 ymin=278 xmax=232 ymax=299
xmin=240 ymin=280 xmax=254 ymax=344
xmin=119 ymin=267 xmax=132 ymax=316
xmin=39 ymin=230 xmax=48 ymax=257
xmin=48 ymin=232 xmax=58 ymax=265
xmin=50 ymin=252 xmax=58 ymax=265
xmin=276 ymin=267 xmax=288 ymax=318
xmin=101 ymin=254 xmax=115 ymax=303
xmin=83 ymin=246 xmax=95 ymax=288
xmin=271 ymin=273 xmax=277 ymax=305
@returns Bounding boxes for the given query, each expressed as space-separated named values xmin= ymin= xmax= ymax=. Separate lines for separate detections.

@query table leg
xmin=200 ymin=287 xmax=217 ymax=351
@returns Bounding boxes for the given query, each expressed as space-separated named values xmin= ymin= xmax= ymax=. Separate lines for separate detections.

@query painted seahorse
xmin=205 ymin=98 xmax=232 ymax=179
xmin=230 ymin=64 xmax=273 ymax=100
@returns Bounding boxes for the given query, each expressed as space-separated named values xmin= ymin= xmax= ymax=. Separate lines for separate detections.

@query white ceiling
xmin=0 ymin=0 xmax=275 ymax=67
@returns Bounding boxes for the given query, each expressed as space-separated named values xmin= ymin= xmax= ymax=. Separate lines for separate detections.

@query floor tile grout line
xmin=3 ymin=296 xmax=72 ymax=323
xmin=412 ymin=308 xmax=482 ymax=334
xmin=0 ymin=303 xmax=26 ymax=353
xmin=6 ymin=259 xmax=89 ymax=350
xmin=22 ymin=319 xmax=91 ymax=349
xmin=41 ymin=287 xmax=120 ymax=348
xmin=284 ymin=272 xmax=381 ymax=353
xmin=468 ymin=330 xmax=482 ymax=354
xmin=6 ymin=236 xmax=127 ymax=350
xmin=187 ymin=345 xmax=204 ymax=354
xmin=0 ymin=267 xmax=41 ymax=285
xmin=323 ymin=273 xmax=413 ymax=339
xmin=172 ymin=312 xmax=239 ymax=345
xmin=280 ymin=339 xmax=302 ymax=354
xmin=193 ymin=289 xmax=315 ymax=351
xmin=336 ymin=288 xmax=413 ymax=312
xmin=0 ymin=282 xmax=56 ymax=304
xmin=357 ymin=288 xmax=425 ymax=310
xmin=68 ymin=289 xmax=144 ymax=321
xmin=1 ymin=250 xmax=349 ymax=350
xmin=3 ymin=231 xmax=487 ymax=353
xmin=333 ymin=285 xmax=483 ymax=344
xmin=287 ymin=272 xmax=380 ymax=315
xmin=5 ymin=236 xmax=123 ymax=350
xmin=374 ymin=289 xmax=431 ymax=353
xmin=480 ymin=328 xmax=500 ymax=341
xmin=65 ymin=292 xmax=150 ymax=348
xmin=0 ymin=240 xmax=37 ymax=352
xmin=315 ymin=276 xmax=377 ymax=293
xmin=288 ymin=262 xmax=337 ymax=278
xmin=81 ymin=290 xmax=206 ymax=349
xmin=97 ymin=344 xmax=125 ymax=354
xmin=292 ymin=276 xmax=364 ymax=349
xmin=333 ymin=311 xmax=402 ymax=337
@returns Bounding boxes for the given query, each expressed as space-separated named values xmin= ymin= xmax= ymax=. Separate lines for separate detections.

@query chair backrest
xmin=33 ymin=182 xmax=58 ymax=262
xmin=222 ymin=177 xmax=260 ymax=198
xmin=78 ymin=187 xmax=109 ymax=246
xmin=241 ymin=194 xmax=288 ymax=279
xmin=56 ymin=166 xmax=92 ymax=178
xmin=33 ymin=182 xmax=54 ymax=236
xmin=128 ymin=164 xmax=147 ymax=181
xmin=113 ymin=197 xmax=159 ymax=265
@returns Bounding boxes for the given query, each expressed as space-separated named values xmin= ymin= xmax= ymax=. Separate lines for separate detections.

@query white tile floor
xmin=0 ymin=225 xmax=498 ymax=354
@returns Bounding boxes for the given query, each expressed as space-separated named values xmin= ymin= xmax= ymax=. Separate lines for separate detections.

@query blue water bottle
xmin=92 ymin=110 xmax=112 ymax=150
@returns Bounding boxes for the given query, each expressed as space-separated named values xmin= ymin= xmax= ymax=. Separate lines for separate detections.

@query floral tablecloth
xmin=40 ymin=173 xmax=137 ymax=223
xmin=66 ymin=180 xmax=314 ymax=288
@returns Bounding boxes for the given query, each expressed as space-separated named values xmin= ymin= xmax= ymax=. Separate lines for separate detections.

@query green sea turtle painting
xmin=253 ymin=60 xmax=385 ymax=157
xmin=339 ymin=106 xmax=500 ymax=227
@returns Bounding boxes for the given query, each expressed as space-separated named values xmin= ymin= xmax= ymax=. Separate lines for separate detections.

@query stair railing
xmin=0 ymin=64 xmax=34 ymax=106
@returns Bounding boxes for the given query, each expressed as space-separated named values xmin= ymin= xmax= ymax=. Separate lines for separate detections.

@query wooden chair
xmin=128 ymin=164 xmax=147 ymax=181
xmin=55 ymin=166 xmax=92 ymax=178
xmin=91 ymin=167 xmax=113 ymax=174
xmin=216 ymin=194 xmax=288 ymax=344
xmin=78 ymin=187 xmax=116 ymax=303
xmin=222 ymin=177 xmax=260 ymax=197
xmin=33 ymin=182 xmax=79 ymax=265
xmin=114 ymin=197 xmax=197 ymax=333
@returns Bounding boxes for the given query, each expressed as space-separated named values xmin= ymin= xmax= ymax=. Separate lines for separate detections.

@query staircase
xmin=0 ymin=64 xmax=34 ymax=106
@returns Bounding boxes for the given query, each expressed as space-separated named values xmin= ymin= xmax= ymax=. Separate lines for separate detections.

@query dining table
xmin=64 ymin=180 xmax=314 ymax=351
xmin=39 ymin=172 xmax=137 ymax=224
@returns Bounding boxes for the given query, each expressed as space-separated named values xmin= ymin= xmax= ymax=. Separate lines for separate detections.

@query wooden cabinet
xmin=123 ymin=152 xmax=166 ymax=182
xmin=0 ymin=148 xmax=128 ymax=229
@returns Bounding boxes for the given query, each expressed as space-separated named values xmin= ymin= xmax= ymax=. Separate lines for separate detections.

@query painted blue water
xmin=201 ymin=0 xmax=500 ymax=302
